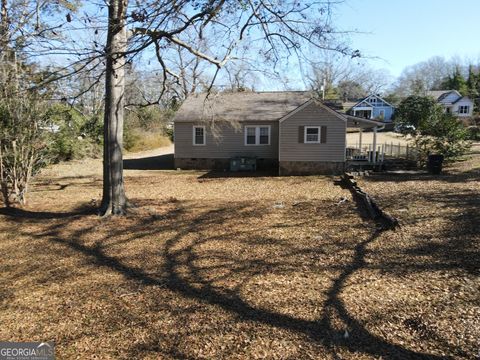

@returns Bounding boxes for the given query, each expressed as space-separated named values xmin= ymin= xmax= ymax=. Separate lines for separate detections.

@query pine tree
xmin=447 ymin=67 xmax=468 ymax=95
xmin=466 ymin=64 xmax=479 ymax=100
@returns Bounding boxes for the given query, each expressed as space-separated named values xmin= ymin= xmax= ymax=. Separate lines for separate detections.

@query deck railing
xmin=346 ymin=143 xmax=419 ymax=162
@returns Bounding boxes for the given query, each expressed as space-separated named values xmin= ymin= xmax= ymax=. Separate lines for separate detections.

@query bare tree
xmin=99 ymin=0 xmax=128 ymax=215
xmin=393 ymin=56 xmax=457 ymax=97
xmin=92 ymin=0 xmax=357 ymax=215
xmin=0 ymin=0 xmax=76 ymax=206
xmin=0 ymin=94 xmax=49 ymax=206
xmin=10 ymin=1 xmax=356 ymax=215
xmin=307 ymin=51 xmax=391 ymax=99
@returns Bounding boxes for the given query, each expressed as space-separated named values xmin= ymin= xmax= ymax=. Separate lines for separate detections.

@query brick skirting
xmin=174 ymin=158 xmax=278 ymax=171
xmin=279 ymin=161 xmax=345 ymax=175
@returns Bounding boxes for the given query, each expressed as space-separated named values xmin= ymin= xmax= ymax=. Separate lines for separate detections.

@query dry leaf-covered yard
xmin=0 ymin=150 xmax=479 ymax=359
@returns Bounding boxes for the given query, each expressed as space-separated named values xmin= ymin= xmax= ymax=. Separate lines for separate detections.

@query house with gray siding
xmin=173 ymin=91 xmax=381 ymax=175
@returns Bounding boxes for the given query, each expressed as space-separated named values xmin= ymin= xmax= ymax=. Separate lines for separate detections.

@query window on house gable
xmin=304 ymin=126 xmax=321 ymax=143
xmin=193 ymin=126 xmax=206 ymax=145
xmin=459 ymin=105 xmax=470 ymax=114
xmin=245 ymin=126 xmax=271 ymax=145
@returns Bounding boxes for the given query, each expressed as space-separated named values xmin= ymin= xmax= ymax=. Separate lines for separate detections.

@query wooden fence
xmin=346 ymin=142 xmax=419 ymax=162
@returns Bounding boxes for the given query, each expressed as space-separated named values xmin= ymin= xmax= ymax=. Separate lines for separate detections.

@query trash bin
xmin=427 ymin=154 xmax=444 ymax=174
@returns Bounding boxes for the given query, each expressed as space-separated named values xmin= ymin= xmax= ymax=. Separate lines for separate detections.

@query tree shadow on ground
xmin=123 ymin=154 xmax=174 ymax=170
xmin=369 ymin=188 xmax=480 ymax=277
xmin=2 ymin=196 xmax=461 ymax=359
xmin=365 ymin=166 xmax=480 ymax=184
xmin=197 ymin=169 xmax=279 ymax=179
xmin=0 ymin=204 xmax=96 ymax=219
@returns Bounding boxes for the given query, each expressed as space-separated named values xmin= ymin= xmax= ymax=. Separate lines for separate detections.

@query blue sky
xmin=335 ymin=0 xmax=480 ymax=76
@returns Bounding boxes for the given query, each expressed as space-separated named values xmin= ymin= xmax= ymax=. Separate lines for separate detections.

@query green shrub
xmin=45 ymin=104 xmax=102 ymax=162
xmin=466 ymin=126 xmax=480 ymax=141
xmin=81 ymin=115 xmax=104 ymax=144
xmin=395 ymin=96 xmax=471 ymax=163
xmin=164 ymin=127 xmax=174 ymax=142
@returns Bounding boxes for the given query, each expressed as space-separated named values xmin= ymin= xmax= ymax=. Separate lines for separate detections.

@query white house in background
xmin=346 ymin=94 xmax=395 ymax=122
xmin=427 ymin=90 xmax=474 ymax=117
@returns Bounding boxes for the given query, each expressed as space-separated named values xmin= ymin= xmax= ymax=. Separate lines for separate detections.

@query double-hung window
xmin=193 ymin=126 xmax=206 ymax=145
xmin=244 ymin=126 xmax=271 ymax=145
xmin=459 ymin=105 xmax=470 ymax=114
xmin=304 ymin=126 xmax=321 ymax=143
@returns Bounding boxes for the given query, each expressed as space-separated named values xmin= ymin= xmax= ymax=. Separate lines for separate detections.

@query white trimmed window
xmin=244 ymin=125 xmax=271 ymax=145
xmin=459 ymin=105 xmax=470 ymax=114
xmin=304 ymin=126 xmax=321 ymax=143
xmin=193 ymin=126 xmax=206 ymax=145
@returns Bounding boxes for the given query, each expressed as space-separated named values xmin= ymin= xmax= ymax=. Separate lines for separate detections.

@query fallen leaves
xmin=0 ymin=150 xmax=478 ymax=359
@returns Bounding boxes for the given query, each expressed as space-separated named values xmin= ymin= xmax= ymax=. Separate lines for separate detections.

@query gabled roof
xmin=426 ymin=90 xmax=450 ymax=100
xmin=173 ymin=91 xmax=313 ymax=122
xmin=452 ymin=96 xmax=473 ymax=104
xmin=426 ymin=90 xmax=474 ymax=106
xmin=279 ymin=98 xmax=347 ymax=123
xmin=173 ymin=91 xmax=380 ymax=129
xmin=426 ymin=90 xmax=461 ymax=101
xmin=350 ymin=94 xmax=394 ymax=109
xmin=351 ymin=100 xmax=374 ymax=108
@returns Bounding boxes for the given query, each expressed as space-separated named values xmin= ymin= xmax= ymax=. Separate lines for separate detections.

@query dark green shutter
xmin=320 ymin=126 xmax=327 ymax=143
xmin=298 ymin=126 xmax=304 ymax=143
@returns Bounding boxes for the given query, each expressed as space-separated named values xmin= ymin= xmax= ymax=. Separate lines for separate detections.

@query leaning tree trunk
xmin=99 ymin=0 xmax=128 ymax=216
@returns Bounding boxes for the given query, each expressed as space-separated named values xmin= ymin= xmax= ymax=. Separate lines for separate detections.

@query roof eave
xmin=345 ymin=114 xmax=385 ymax=128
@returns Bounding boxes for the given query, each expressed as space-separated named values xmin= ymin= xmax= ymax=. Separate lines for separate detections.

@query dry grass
xmin=0 ymin=151 xmax=479 ymax=359
xmin=125 ymin=129 xmax=172 ymax=153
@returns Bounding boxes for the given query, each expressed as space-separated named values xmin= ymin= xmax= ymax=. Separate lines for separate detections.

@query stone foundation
xmin=279 ymin=161 xmax=345 ymax=176
xmin=175 ymin=158 xmax=278 ymax=171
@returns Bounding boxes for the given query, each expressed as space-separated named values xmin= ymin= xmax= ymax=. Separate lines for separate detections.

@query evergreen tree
xmin=466 ymin=65 xmax=478 ymax=98
xmin=466 ymin=65 xmax=479 ymax=114
xmin=442 ymin=67 xmax=468 ymax=94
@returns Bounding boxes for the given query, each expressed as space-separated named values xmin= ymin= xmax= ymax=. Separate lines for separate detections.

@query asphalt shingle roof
xmin=173 ymin=91 xmax=313 ymax=122
xmin=426 ymin=90 xmax=461 ymax=101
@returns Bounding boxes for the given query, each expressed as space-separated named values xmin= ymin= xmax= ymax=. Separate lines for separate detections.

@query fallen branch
xmin=341 ymin=173 xmax=399 ymax=230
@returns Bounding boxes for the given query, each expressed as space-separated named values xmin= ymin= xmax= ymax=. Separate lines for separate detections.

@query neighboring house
xmin=426 ymin=90 xmax=473 ymax=117
xmin=346 ymin=94 xmax=395 ymax=122
xmin=173 ymin=91 xmax=381 ymax=175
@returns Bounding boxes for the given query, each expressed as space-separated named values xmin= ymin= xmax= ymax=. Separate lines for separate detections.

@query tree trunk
xmin=0 ymin=140 xmax=10 ymax=207
xmin=99 ymin=0 xmax=128 ymax=216
xmin=0 ymin=0 xmax=8 ymax=53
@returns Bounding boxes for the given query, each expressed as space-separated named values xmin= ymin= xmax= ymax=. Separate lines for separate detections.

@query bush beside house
xmin=395 ymin=96 xmax=471 ymax=165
